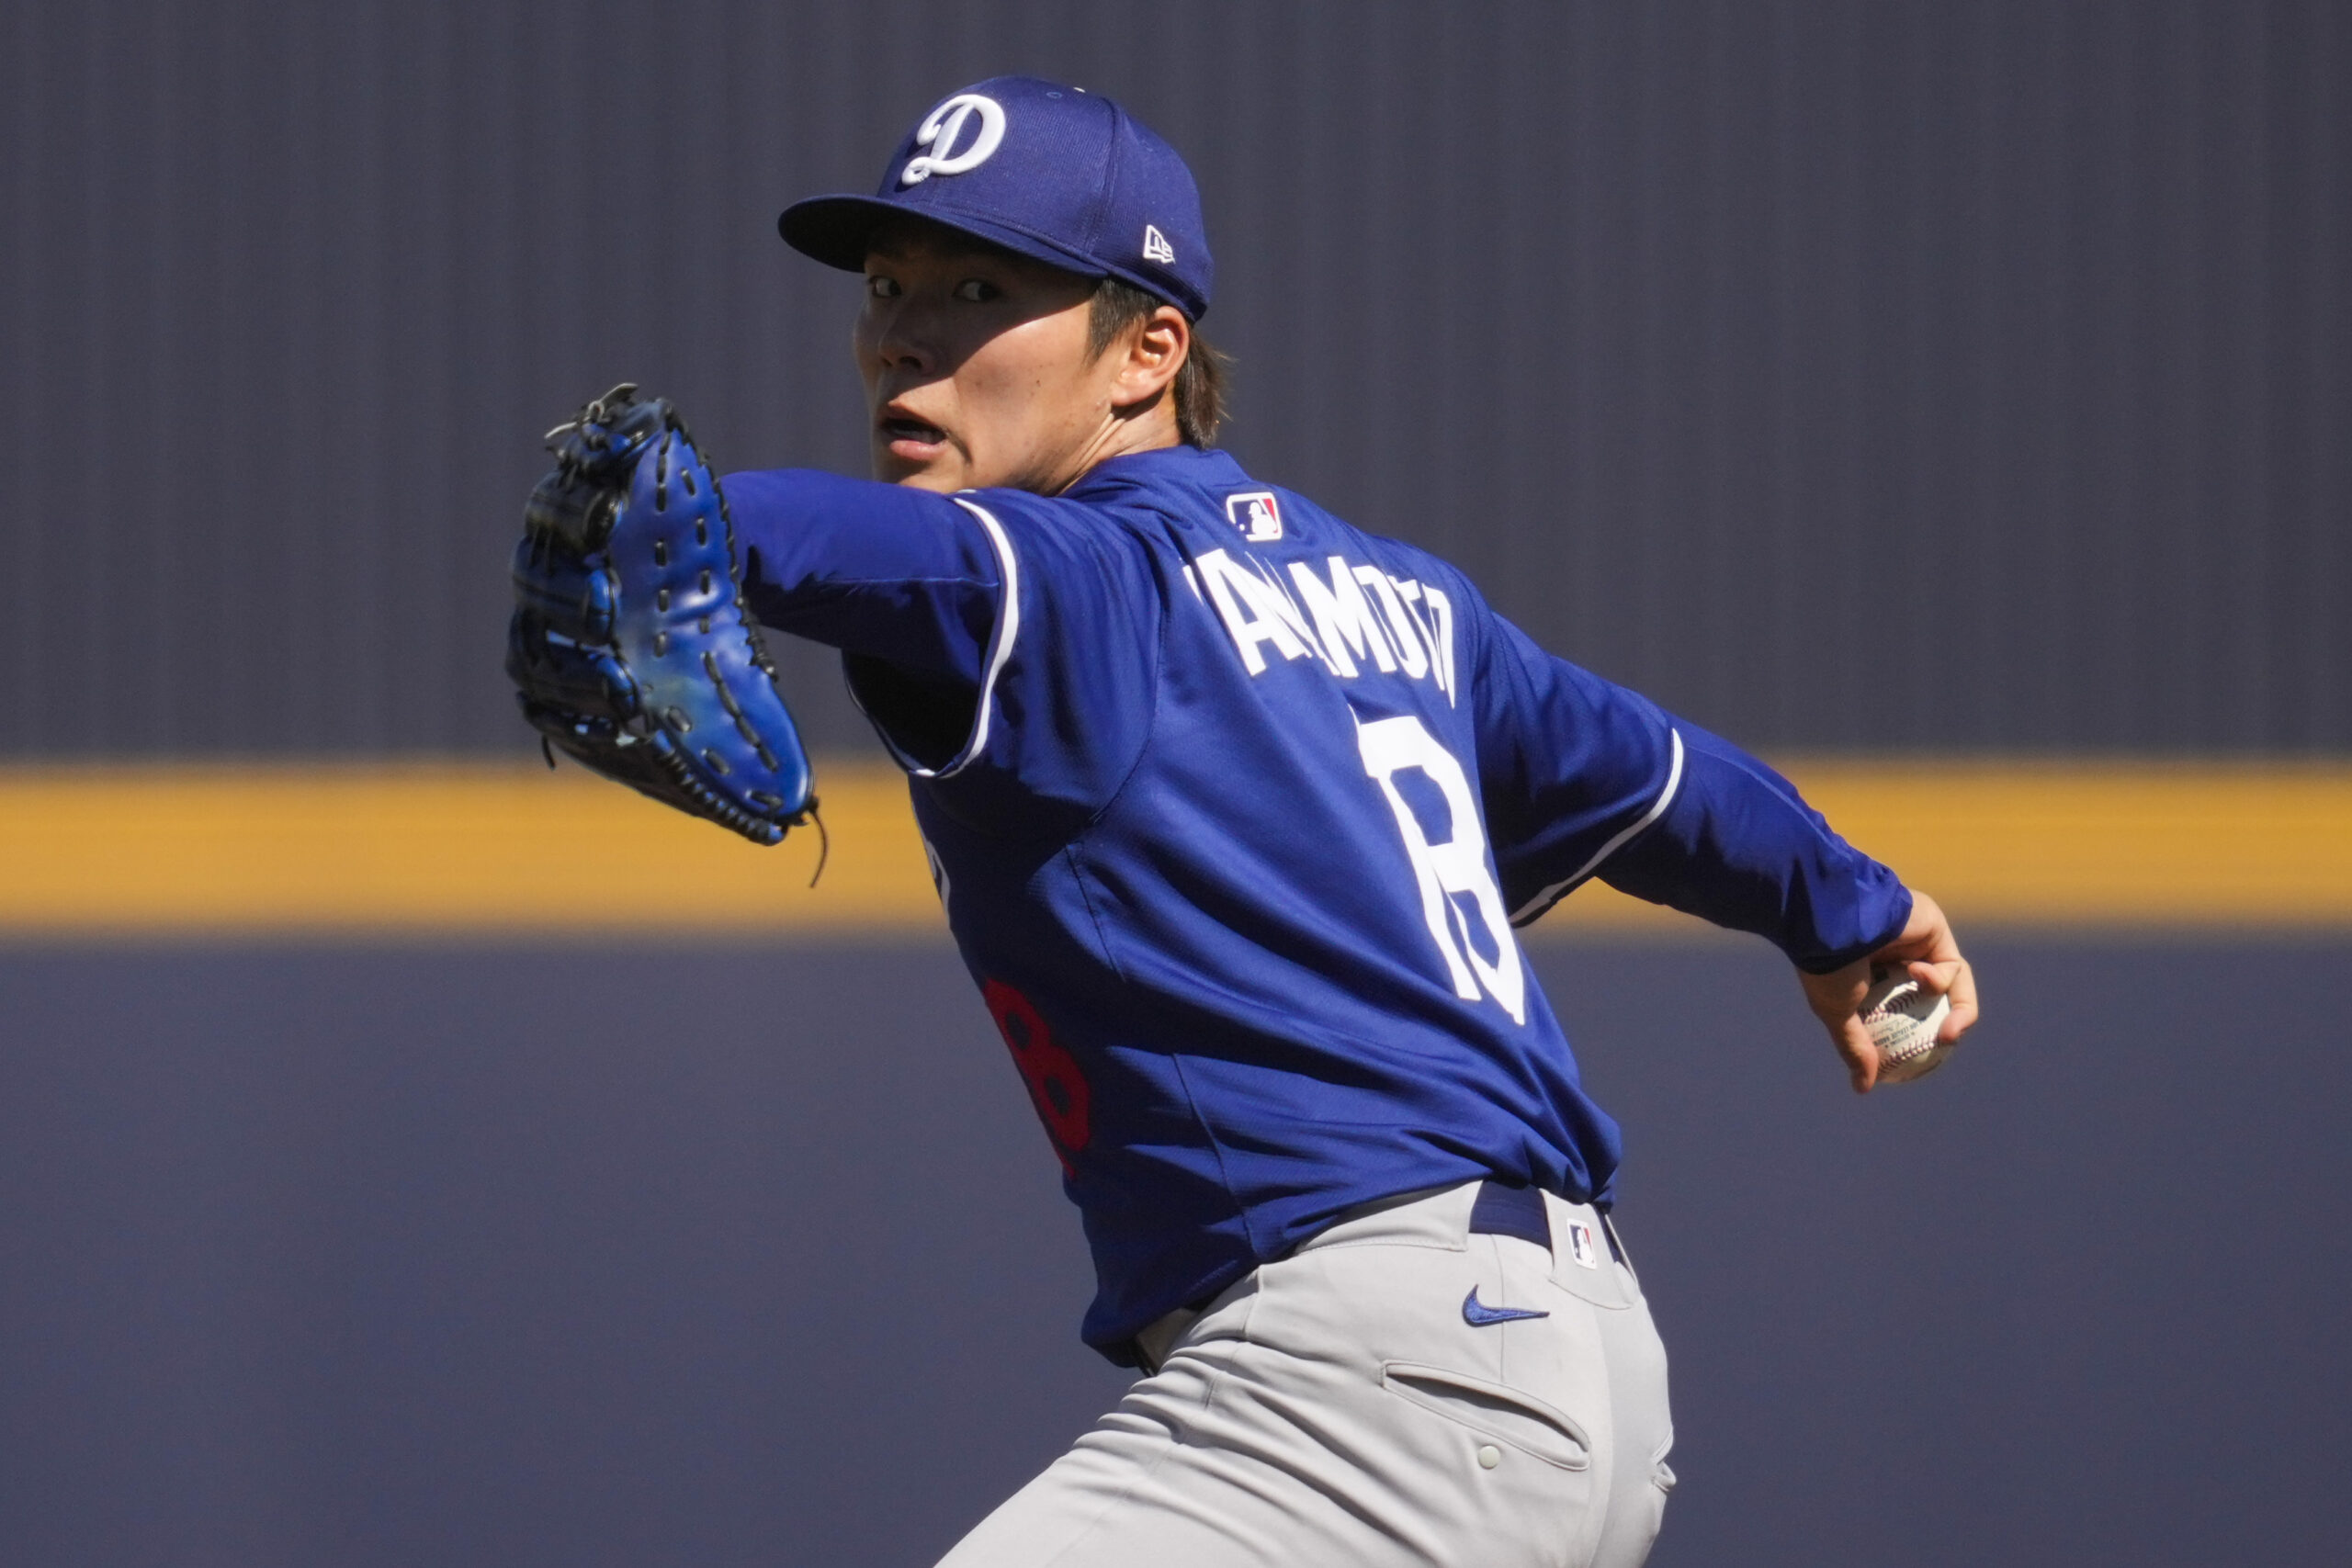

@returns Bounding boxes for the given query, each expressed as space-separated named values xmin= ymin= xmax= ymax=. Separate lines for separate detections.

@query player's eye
xmin=865 ymin=275 xmax=900 ymax=299
xmin=953 ymin=278 xmax=999 ymax=303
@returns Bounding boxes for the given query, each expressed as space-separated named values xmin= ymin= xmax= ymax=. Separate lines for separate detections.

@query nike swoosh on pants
xmin=1461 ymin=1286 xmax=1550 ymax=1326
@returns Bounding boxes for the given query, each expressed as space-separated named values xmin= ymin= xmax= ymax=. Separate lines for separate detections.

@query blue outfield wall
xmin=0 ymin=939 xmax=2344 ymax=1567
xmin=6 ymin=0 xmax=2347 ymax=759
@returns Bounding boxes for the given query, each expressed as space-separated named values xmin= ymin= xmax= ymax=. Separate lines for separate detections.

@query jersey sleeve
xmin=1467 ymin=590 xmax=1911 ymax=974
xmin=726 ymin=468 xmax=1001 ymax=686
xmin=915 ymin=488 xmax=1166 ymax=824
xmin=723 ymin=468 xmax=1162 ymax=823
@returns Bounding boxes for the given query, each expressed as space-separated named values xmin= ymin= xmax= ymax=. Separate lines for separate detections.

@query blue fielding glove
xmin=507 ymin=384 xmax=816 ymax=845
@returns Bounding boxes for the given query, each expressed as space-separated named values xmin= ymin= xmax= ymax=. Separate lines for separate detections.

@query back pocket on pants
xmin=1381 ymin=1362 xmax=1592 ymax=1471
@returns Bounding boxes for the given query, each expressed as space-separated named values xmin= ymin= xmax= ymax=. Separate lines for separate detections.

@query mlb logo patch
xmin=1226 ymin=491 xmax=1283 ymax=543
xmin=1566 ymin=1222 xmax=1600 ymax=1269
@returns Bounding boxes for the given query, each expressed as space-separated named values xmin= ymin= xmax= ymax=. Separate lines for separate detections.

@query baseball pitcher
xmin=508 ymin=75 xmax=1979 ymax=1568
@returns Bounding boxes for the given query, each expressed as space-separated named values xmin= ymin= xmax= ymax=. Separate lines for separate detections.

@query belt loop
xmin=1133 ymin=1302 xmax=1202 ymax=1376
xmin=1599 ymin=1210 xmax=1627 ymax=1266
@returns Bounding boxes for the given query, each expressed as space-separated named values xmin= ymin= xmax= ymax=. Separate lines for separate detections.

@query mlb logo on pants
xmin=1566 ymin=1222 xmax=1599 ymax=1269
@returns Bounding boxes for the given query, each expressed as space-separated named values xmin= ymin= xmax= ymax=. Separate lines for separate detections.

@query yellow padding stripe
xmin=0 ymin=763 xmax=921 ymax=937
xmin=0 ymin=760 xmax=2346 ymax=937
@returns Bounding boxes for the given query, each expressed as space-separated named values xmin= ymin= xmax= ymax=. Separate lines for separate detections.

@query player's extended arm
xmin=723 ymin=467 xmax=1006 ymax=688
xmin=719 ymin=468 xmax=1161 ymax=807
xmin=721 ymin=468 xmax=1011 ymax=777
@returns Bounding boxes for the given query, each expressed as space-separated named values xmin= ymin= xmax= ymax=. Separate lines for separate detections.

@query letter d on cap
xmin=901 ymin=94 xmax=1006 ymax=185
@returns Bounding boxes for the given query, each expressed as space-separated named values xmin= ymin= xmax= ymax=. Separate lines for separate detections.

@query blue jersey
xmin=728 ymin=446 xmax=1907 ymax=1359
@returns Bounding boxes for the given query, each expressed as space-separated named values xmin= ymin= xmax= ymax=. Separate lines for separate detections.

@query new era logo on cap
xmin=779 ymin=75 xmax=1216 ymax=323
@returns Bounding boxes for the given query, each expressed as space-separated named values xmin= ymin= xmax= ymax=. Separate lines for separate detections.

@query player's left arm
xmin=723 ymin=466 xmax=1006 ymax=685
xmin=719 ymin=467 xmax=1163 ymax=812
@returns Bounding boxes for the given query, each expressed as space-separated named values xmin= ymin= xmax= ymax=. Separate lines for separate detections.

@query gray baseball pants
xmin=935 ymin=1180 xmax=1676 ymax=1568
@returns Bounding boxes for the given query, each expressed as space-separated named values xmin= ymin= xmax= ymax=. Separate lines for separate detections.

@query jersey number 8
xmin=983 ymin=978 xmax=1094 ymax=1178
xmin=1357 ymin=714 xmax=1527 ymax=1025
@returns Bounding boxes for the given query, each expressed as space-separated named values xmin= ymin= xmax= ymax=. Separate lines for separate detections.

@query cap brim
xmin=779 ymin=195 xmax=1111 ymax=283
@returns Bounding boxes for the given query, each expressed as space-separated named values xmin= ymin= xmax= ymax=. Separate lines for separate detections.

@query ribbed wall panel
xmin=3 ymin=0 xmax=2344 ymax=756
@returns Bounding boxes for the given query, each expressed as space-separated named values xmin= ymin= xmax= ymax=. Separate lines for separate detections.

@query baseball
xmin=1860 ymin=965 xmax=1955 ymax=1085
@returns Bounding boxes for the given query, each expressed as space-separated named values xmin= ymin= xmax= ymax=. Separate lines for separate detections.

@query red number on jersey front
xmin=982 ymin=978 xmax=1092 ymax=1178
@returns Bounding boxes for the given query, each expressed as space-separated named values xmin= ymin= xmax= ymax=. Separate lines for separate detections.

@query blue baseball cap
xmin=779 ymin=76 xmax=1213 ymax=321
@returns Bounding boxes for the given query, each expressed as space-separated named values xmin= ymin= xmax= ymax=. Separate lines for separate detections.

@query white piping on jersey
xmin=862 ymin=496 xmax=1022 ymax=780
xmin=1507 ymin=728 xmax=1685 ymax=927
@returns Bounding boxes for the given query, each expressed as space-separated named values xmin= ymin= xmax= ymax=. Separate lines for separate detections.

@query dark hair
xmin=1087 ymin=277 xmax=1229 ymax=448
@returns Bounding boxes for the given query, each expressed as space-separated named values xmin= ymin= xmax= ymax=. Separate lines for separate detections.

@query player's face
xmin=856 ymin=227 xmax=1156 ymax=494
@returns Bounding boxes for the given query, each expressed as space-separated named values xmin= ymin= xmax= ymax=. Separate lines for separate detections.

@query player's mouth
xmin=877 ymin=405 xmax=951 ymax=459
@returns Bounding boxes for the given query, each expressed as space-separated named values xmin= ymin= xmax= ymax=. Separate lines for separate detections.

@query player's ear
xmin=1109 ymin=305 xmax=1190 ymax=411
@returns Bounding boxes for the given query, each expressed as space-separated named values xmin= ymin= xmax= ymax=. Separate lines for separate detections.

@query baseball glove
xmin=506 ymin=383 xmax=816 ymax=846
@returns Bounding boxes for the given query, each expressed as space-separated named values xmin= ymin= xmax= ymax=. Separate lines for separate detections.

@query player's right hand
xmin=1795 ymin=889 xmax=1980 ymax=1093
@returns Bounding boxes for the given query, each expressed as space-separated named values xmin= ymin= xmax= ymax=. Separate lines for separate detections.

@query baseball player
xmin=510 ymin=75 xmax=1977 ymax=1568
